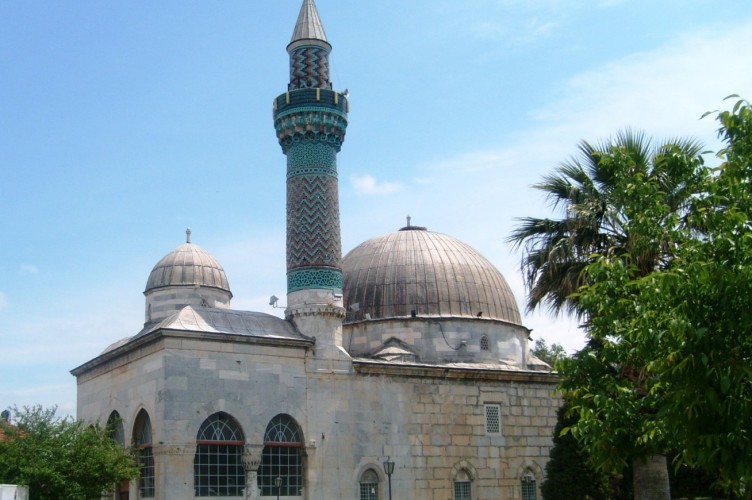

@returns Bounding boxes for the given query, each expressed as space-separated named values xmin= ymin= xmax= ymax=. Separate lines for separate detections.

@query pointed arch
xmin=194 ymin=412 xmax=246 ymax=497
xmin=132 ymin=409 xmax=155 ymax=498
xmin=258 ymin=414 xmax=305 ymax=497
xmin=107 ymin=410 xmax=124 ymax=445
xmin=107 ymin=411 xmax=129 ymax=499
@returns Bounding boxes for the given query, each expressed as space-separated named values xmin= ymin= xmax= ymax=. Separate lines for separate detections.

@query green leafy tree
xmin=531 ymin=338 xmax=568 ymax=368
xmin=560 ymin=97 xmax=752 ymax=497
xmin=510 ymin=129 xmax=708 ymax=499
xmin=0 ymin=405 xmax=139 ymax=500
xmin=541 ymin=403 xmax=623 ymax=500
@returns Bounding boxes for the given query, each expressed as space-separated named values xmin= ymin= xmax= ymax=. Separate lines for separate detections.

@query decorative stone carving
xmin=243 ymin=445 xmax=264 ymax=472
xmin=243 ymin=445 xmax=264 ymax=500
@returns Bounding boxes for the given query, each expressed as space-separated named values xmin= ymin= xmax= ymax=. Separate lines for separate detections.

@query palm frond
xmin=509 ymin=128 xmax=705 ymax=317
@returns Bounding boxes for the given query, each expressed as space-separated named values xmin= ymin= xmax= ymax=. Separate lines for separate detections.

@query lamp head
xmin=383 ymin=456 xmax=395 ymax=475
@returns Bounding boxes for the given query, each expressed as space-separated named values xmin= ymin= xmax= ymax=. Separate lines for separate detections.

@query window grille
xmin=485 ymin=403 xmax=501 ymax=435
xmin=480 ymin=335 xmax=490 ymax=351
xmin=258 ymin=414 xmax=304 ymax=497
xmin=454 ymin=480 xmax=471 ymax=500
xmin=133 ymin=410 xmax=155 ymax=498
xmin=194 ymin=413 xmax=245 ymax=497
xmin=521 ymin=473 xmax=537 ymax=500
xmin=359 ymin=469 xmax=379 ymax=500
xmin=138 ymin=447 xmax=155 ymax=497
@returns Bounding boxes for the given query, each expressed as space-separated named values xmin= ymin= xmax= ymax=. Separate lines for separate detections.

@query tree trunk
xmin=632 ymin=454 xmax=670 ymax=500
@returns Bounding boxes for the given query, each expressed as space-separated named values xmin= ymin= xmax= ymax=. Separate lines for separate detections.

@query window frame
xmin=194 ymin=412 xmax=246 ymax=497
xmin=480 ymin=334 xmax=490 ymax=351
xmin=521 ymin=472 xmax=537 ymax=500
xmin=484 ymin=403 xmax=502 ymax=435
xmin=133 ymin=410 xmax=155 ymax=498
xmin=358 ymin=468 xmax=379 ymax=500
xmin=453 ymin=469 xmax=472 ymax=500
xmin=258 ymin=414 xmax=305 ymax=497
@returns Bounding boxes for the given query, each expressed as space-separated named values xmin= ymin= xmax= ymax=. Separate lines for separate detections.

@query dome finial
xmin=186 ymin=227 xmax=192 ymax=244
xmin=406 ymin=215 xmax=411 ymax=228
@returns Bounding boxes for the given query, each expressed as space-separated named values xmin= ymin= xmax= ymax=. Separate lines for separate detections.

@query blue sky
xmin=1 ymin=0 xmax=750 ymax=417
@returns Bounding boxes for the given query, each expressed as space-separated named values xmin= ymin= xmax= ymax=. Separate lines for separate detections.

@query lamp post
xmin=274 ymin=476 xmax=283 ymax=500
xmin=383 ymin=457 xmax=395 ymax=500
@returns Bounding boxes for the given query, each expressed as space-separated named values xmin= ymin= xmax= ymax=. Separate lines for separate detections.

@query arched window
xmin=480 ymin=334 xmax=490 ymax=351
xmin=258 ymin=414 xmax=304 ymax=497
xmin=133 ymin=410 xmax=155 ymax=498
xmin=453 ymin=469 xmax=472 ymax=500
xmin=359 ymin=469 xmax=379 ymax=500
xmin=194 ymin=412 xmax=245 ymax=497
xmin=521 ymin=471 xmax=537 ymax=500
xmin=107 ymin=411 xmax=124 ymax=445
xmin=108 ymin=411 xmax=129 ymax=500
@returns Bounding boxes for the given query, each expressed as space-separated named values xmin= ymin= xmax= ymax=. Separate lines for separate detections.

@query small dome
xmin=342 ymin=227 xmax=521 ymax=324
xmin=145 ymin=229 xmax=231 ymax=295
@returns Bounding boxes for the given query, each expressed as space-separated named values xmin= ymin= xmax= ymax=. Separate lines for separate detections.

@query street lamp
xmin=274 ymin=476 xmax=283 ymax=500
xmin=383 ymin=457 xmax=395 ymax=500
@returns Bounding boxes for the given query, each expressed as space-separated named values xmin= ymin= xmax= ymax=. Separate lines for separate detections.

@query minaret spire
xmin=286 ymin=0 xmax=333 ymax=91
xmin=273 ymin=0 xmax=350 ymax=362
xmin=289 ymin=0 xmax=329 ymax=48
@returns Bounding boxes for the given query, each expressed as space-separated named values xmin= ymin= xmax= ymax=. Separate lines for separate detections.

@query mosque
xmin=71 ymin=1 xmax=559 ymax=499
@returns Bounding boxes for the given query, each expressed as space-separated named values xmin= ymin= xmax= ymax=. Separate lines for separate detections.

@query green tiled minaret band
xmin=288 ymin=267 xmax=343 ymax=293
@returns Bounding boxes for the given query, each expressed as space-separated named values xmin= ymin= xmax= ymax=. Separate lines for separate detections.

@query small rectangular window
xmin=359 ymin=482 xmax=378 ymax=500
xmin=485 ymin=403 xmax=501 ymax=435
xmin=521 ymin=475 xmax=537 ymax=500
xmin=454 ymin=480 xmax=471 ymax=500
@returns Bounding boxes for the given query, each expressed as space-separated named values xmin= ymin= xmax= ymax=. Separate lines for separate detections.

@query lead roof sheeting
xmin=342 ymin=229 xmax=522 ymax=324
xmin=133 ymin=306 xmax=306 ymax=341
xmin=146 ymin=243 xmax=231 ymax=293
xmin=291 ymin=0 xmax=328 ymax=43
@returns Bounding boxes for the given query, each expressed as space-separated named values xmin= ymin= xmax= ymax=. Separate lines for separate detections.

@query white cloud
xmin=434 ymin=0 xmax=573 ymax=45
xmin=351 ymin=174 xmax=402 ymax=196
xmin=529 ymin=22 xmax=752 ymax=146
xmin=19 ymin=264 xmax=38 ymax=274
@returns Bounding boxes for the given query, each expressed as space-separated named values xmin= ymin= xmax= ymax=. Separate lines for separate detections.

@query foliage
xmin=508 ymin=129 xmax=704 ymax=316
xmin=0 ymin=405 xmax=139 ymax=500
xmin=510 ymin=123 xmax=716 ymax=498
xmin=541 ymin=403 xmax=622 ymax=500
xmin=543 ymin=404 xmax=719 ymax=500
xmin=561 ymin=97 xmax=752 ymax=496
xmin=531 ymin=338 xmax=568 ymax=368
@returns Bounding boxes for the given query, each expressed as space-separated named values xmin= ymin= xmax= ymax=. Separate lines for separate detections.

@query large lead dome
xmin=342 ymin=226 xmax=522 ymax=325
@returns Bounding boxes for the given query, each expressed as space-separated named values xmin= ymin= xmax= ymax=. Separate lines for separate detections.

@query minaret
xmin=273 ymin=0 xmax=350 ymax=361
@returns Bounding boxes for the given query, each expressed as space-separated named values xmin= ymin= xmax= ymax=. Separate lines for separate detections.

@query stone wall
xmin=76 ymin=331 xmax=559 ymax=499
xmin=344 ymin=317 xmax=529 ymax=366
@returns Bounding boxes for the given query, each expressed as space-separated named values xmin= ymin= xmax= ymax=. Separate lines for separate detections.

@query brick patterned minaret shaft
xmin=273 ymin=0 xmax=350 ymax=357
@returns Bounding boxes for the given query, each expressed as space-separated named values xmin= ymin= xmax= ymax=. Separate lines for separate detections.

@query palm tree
xmin=509 ymin=129 xmax=705 ymax=500
xmin=508 ymin=129 xmax=703 ymax=316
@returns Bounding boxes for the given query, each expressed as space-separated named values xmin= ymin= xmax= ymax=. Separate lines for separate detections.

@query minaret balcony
xmin=273 ymin=88 xmax=349 ymax=116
